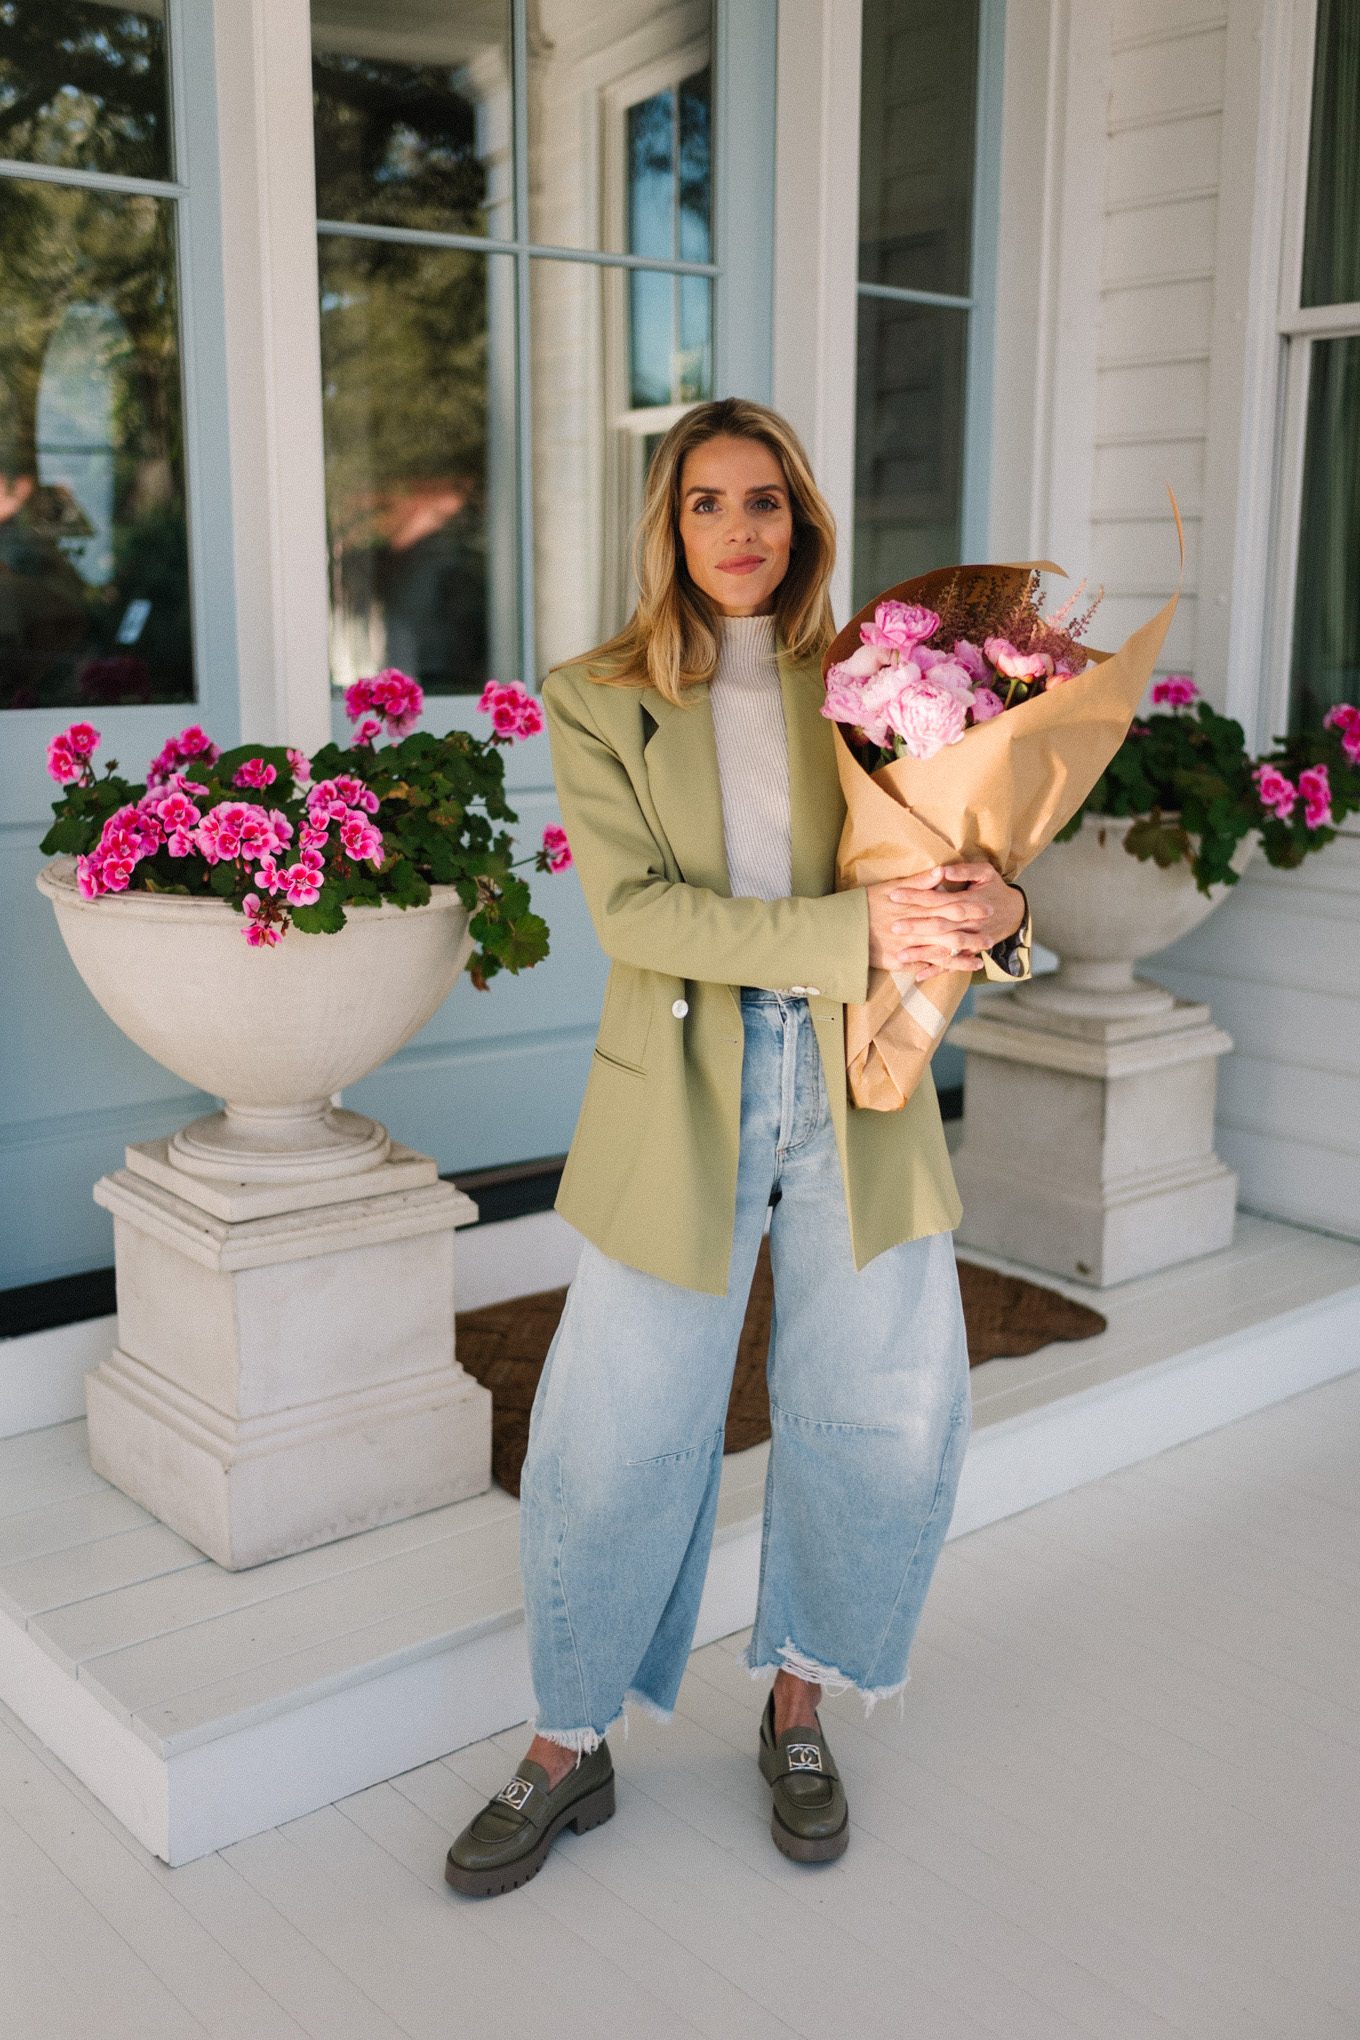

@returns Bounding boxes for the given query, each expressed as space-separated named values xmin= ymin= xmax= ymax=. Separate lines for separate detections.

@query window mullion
xmin=511 ymin=0 xmax=536 ymax=687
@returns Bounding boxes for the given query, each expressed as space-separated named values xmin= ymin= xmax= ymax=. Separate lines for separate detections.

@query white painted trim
xmin=1217 ymin=0 xmax=1298 ymax=744
xmin=771 ymin=0 xmax=863 ymax=628
xmin=5 ymin=1270 xmax=1355 ymax=1862
xmin=208 ymin=0 xmax=331 ymax=750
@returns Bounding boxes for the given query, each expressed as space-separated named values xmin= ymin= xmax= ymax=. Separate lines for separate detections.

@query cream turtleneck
xmin=708 ymin=611 xmax=793 ymax=905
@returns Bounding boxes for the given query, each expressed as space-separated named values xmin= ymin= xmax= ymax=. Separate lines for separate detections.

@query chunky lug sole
xmin=443 ymin=1772 xmax=616 ymax=1898
xmin=769 ymin=1798 xmax=849 ymax=1863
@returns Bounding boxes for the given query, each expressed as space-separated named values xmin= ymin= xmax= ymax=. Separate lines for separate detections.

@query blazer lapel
xmin=637 ymin=632 xmax=841 ymax=898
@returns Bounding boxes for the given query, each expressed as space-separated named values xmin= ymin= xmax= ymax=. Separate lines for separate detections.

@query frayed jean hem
xmin=739 ymin=1634 xmax=912 ymax=1722
xmin=533 ymin=1685 xmax=675 ymax=1763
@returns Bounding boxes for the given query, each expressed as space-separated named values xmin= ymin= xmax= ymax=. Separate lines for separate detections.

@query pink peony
xmin=950 ymin=639 xmax=986 ymax=683
xmin=826 ymin=642 xmax=896 ymax=684
xmin=1253 ymin=763 xmax=1297 ymax=820
xmin=233 ymin=757 xmax=277 ymax=789
xmin=914 ymin=647 xmax=976 ymax=703
xmin=1151 ymin=674 xmax=1198 ymax=708
xmin=886 ymin=678 xmax=969 ymax=760
xmin=1045 ymin=658 xmax=1083 ymax=686
xmin=968 ymin=686 xmax=1005 ymax=723
xmin=542 ymin=823 xmax=572 ymax=872
xmin=984 ymin=637 xmax=1053 ymax=682
xmin=861 ymin=601 xmax=939 ymax=653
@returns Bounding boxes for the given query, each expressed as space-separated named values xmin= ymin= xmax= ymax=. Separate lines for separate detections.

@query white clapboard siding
xmin=1088 ymin=5 xmax=1231 ymax=690
xmin=1151 ymin=832 xmax=1360 ymax=1240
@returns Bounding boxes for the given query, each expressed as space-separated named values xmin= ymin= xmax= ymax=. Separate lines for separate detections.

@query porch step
xmin=0 ymin=1213 xmax=1357 ymax=1865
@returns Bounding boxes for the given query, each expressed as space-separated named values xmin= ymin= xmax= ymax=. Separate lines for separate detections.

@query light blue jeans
xmin=519 ymin=985 xmax=972 ymax=1755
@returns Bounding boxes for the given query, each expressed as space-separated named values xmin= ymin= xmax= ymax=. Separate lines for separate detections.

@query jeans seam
xmin=768 ymin=1395 xmax=904 ymax=1438
xmin=553 ymin=1449 xmax=593 ymax=1732
xmin=623 ymin=1420 xmax=725 ymax=1470
xmin=863 ymin=1391 xmax=968 ymax=1686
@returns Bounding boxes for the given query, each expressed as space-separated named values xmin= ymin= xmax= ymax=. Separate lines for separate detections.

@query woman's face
xmin=676 ymin=433 xmax=795 ymax=617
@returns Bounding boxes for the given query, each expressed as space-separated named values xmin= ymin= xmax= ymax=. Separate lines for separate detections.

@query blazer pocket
xmin=591 ymin=1043 xmax=647 ymax=1077
xmin=593 ymin=965 xmax=654 ymax=1075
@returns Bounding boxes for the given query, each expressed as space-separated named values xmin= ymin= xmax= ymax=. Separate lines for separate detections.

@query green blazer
xmin=541 ymin=635 xmax=1029 ymax=1296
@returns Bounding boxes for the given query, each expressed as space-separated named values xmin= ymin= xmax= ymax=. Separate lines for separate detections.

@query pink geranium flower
xmin=242 ymin=893 xmax=285 ymax=947
xmin=352 ymin=716 xmax=383 ymax=747
xmin=286 ymin=747 xmax=312 ymax=783
xmin=370 ymin=668 xmax=424 ymax=735
xmin=478 ymin=680 xmax=544 ymax=740
xmin=233 ymin=757 xmax=277 ymax=790
xmin=282 ymin=861 xmax=324 ymax=906
xmin=1151 ymin=674 xmax=1198 ymax=708
xmin=542 ymin=823 xmax=572 ymax=872
xmin=1298 ymin=764 xmax=1333 ymax=830
xmin=47 ymin=721 xmax=101 ymax=785
xmin=330 ymin=775 xmax=379 ymax=814
xmin=1323 ymin=701 xmax=1360 ymax=765
xmin=148 ymin=724 xmax=220 ymax=787
xmin=1253 ymin=763 xmax=1297 ymax=820
xmin=338 ymin=812 xmax=384 ymax=866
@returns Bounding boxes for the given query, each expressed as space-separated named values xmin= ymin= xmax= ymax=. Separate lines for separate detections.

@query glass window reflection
xmin=0 ymin=0 xmax=170 ymax=181
xmin=858 ymin=0 xmax=978 ymax=298
xmin=0 ymin=180 xmax=192 ymax=710
xmin=312 ymin=0 xmax=513 ymax=237
xmin=319 ymin=236 xmax=517 ymax=695
xmin=853 ymin=295 xmax=968 ymax=607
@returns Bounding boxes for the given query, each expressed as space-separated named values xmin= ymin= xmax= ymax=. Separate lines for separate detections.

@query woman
xmin=444 ymin=398 xmax=1030 ymax=1898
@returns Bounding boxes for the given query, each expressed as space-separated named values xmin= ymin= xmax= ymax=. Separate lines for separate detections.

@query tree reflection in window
xmin=626 ymin=66 xmax=711 ymax=408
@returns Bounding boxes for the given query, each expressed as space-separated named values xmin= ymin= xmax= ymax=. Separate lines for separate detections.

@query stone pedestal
xmin=947 ymin=984 xmax=1237 ymax=1286
xmin=89 ymin=1139 xmax=492 ymax=1569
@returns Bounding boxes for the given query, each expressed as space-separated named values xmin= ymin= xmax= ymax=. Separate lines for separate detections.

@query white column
xmin=771 ymin=0 xmax=863 ymax=629
xmin=198 ymin=0 xmax=333 ymax=751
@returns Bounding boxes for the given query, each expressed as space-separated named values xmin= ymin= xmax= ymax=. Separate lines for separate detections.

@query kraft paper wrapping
xmin=829 ymin=529 xmax=1182 ymax=1112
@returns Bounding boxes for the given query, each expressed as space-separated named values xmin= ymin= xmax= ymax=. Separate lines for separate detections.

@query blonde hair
xmin=557 ymin=397 xmax=837 ymax=704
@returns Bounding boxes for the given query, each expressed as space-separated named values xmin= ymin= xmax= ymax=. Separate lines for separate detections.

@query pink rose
xmin=861 ymin=601 xmax=939 ymax=653
xmin=1151 ymin=674 xmax=1198 ymax=708
xmin=542 ymin=823 xmax=572 ymax=873
xmin=886 ymin=678 xmax=969 ymax=760
xmin=968 ymin=686 xmax=1005 ymax=723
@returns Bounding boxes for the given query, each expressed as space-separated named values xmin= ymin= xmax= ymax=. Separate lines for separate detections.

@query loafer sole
xmin=444 ymin=1772 xmax=616 ymax=1898
xmin=769 ymin=1801 xmax=849 ymax=1863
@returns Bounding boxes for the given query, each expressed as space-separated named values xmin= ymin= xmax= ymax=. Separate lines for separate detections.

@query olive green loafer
xmin=757 ymin=1687 xmax=849 ymax=1863
xmin=444 ymin=1740 xmax=615 ymax=1898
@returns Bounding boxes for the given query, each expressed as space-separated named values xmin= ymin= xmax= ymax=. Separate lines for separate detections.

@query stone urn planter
xmin=1010 ymin=811 xmax=1255 ymax=1020
xmin=38 ymin=853 xmax=474 ymax=1182
xmin=948 ymin=814 xmax=1252 ymax=1286
xmin=36 ymin=855 xmax=492 ymax=1569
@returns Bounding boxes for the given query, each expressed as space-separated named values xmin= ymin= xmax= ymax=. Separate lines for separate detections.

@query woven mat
xmin=457 ymin=1238 xmax=1105 ymax=1498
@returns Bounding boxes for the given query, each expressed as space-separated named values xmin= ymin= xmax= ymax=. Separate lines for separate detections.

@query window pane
xmin=0 ymin=0 xmax=170 ymax=181
xmin=528 ymin=4 xmax=713 ymax=256
xmin=530 ymin=257 xmax=711 ymax=678
xmin=319 ymin=236 xmax=517 ymax=695
xmin=0 ymin=180 xmax=192 ymax=710
xmin=311 ymin=0 xmax=513 ymax=238
xmin=853 ymin=295 xmax=967 ymax=608
xmin=1300 ymin=0 xmax=1360 ymax=309
xmin=1290 ymin=336 xmax=1360 ymax=729
xmin=858 ymin=0 xmax=978 ymax=297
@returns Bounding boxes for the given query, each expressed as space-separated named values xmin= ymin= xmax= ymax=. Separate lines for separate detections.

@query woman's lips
xmin=718 ymin=556 xmax=765 ymax=574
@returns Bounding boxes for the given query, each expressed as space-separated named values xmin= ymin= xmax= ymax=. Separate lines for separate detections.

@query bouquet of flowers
xmin=822 ymin=532 xmax=1181 ymax=1111
xmin=40 ymin=671 xmax=572 ymax=988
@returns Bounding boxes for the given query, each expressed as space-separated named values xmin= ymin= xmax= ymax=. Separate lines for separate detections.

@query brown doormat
xmin=456 ymin=1236 xmax=1106 ymax=1497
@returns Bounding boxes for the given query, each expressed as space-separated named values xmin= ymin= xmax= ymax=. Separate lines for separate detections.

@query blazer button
xmin=672 ymin=998 xmax=689 ymax=1018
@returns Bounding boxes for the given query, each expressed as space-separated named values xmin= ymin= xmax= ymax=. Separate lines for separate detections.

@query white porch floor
xmin=4 ymin=1358 xmax=1358 ymax=2040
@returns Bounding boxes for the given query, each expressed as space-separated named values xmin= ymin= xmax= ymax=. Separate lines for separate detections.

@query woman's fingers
xmin=890 ymin=901 xmax=988 ymax=933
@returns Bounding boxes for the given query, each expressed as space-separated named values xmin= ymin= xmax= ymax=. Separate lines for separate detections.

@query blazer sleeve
xmin=542 ymin=670 xmax=871 ymax=1003
xmin=979 ymin=882 xmax=1033 ymax=983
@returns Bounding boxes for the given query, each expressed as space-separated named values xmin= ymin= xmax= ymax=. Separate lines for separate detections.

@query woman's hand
xmin=866 ymin=863 xmax=1025 ymax=979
